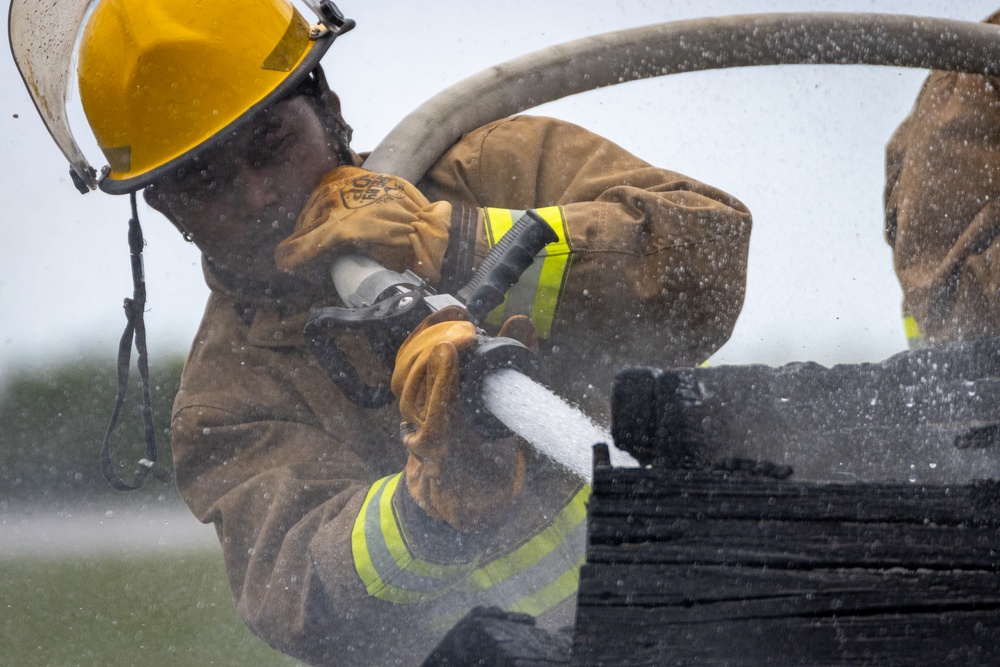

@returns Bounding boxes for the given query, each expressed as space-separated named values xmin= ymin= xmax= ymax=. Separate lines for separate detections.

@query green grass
xmin=0 ymin=549 xmax=302 ymax=667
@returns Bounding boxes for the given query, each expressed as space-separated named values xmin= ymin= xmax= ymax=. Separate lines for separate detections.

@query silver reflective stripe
xmin=353 ymin=474 xmax=589 ymax=621
xmin=428 ymin=505 xmax=587 ymax=628
xmin=353 ymin=475 xmax=474 ymax=603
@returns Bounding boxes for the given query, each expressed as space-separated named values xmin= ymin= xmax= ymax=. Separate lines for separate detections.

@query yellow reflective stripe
xmin=351 ymin=476 xmax=383 ymax=594
xmin=507 ymin=554 xmax=585 ymax=617
xmin=427 ymin=486 xmax=588 ymax=633
xmin=483 ymin=207 xmax=516 ymax=245
xmin=903 ymin=313 xmax=922 ymax=340
xmin=462 ymin=484 xmax=590 ymax=590
xmin=902 ymin=310 xmax=925 ymax=350
xmin=354 ymin=474 xmax=588 ymax=616
xmin=431 ymin=554 xmax=585 ymax=634
xmin=535 ymin=206 xmax=569 ymax=247
xmin=483 ymin=208 xmax=516 ymax=329
xmin=377 ymin=475 xmax=469 ymax=581
xmin=482 ymin=206 xmax=572 ymax=338
xmin=530 ymin=207 xmax=571 ymax=339
xmin=352 ymin=475 xmax=470 ymax=604
xmin=532 ymin=254 xmax=569 ymax=338
xmin=354 ymin=475 xmax=434 ymax=604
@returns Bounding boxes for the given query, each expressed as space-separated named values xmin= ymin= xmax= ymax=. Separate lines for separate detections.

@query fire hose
xmin=360 ymin=12 xmax=1000 ymax=183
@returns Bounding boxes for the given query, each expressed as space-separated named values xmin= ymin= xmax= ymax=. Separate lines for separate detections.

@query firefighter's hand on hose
xmin=391 ymin=305 xmax=538 ymax=532
xmin=275 ymin=166 xmax=451 ymax=284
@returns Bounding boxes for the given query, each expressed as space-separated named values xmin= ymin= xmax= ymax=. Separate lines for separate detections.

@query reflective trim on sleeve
xmin=902 ymin=309 xmax=924 ymax=350
xmin=352 ymin=474 xmax=471 ymax=604
xmin=429 ymin=485 xmax=589 ymax=632
xmin=352 ymin=474 xmax=589 ymax=625
xmin=482 ymin=206 xmax=572 ymax=339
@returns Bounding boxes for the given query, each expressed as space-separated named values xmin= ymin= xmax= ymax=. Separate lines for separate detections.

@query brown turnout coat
xmin=171 ymin=115 xmax=751 ymax=665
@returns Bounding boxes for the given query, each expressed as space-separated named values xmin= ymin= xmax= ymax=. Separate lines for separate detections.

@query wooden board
xmin=572 ymin=466 xmax=1000 ymax=666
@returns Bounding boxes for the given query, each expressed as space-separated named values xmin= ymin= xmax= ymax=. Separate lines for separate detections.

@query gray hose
xmin=363 ymin=12 xmax=1000 ymax=181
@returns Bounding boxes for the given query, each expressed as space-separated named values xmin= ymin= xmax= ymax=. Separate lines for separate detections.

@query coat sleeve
xmin=170 ymin=292 xmax=584 ymax=665
xmin=421 ymin=115 xmax=752 ymax=416
xmin=170 ymin=293 xmax=425 ymax=665
xmin=885 ymin=10 xmax=1000 ymax=342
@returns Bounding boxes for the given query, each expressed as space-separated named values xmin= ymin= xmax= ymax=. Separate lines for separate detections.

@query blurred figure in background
xmin=885 ymin=11 xmax=1000 ymax=347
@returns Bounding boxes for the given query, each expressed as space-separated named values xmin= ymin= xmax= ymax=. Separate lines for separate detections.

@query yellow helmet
xmin=77 ymin=0 xmax=353 ymax=194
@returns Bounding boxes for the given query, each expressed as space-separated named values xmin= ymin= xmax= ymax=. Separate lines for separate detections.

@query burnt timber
xmin=573 ymin=464 xmax=1000 ymax=665
xmin=611 ymin=336 xmax=1000 ymax=483
xmin=429 ymin=338 xmax=1000 ymax=665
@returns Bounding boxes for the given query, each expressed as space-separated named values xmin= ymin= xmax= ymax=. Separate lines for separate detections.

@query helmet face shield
xmin=9 ymin=0 xmax=353 ymax=194
xmin=8 ymin=0 xmax=100 ymax=190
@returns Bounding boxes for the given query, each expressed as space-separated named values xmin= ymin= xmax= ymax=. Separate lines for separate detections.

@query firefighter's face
xmin=144 ymin=95 xmax=344 ymax=286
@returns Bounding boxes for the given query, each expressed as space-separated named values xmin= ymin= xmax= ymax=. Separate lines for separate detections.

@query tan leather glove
xmin=275 ymin=166 xmax=452 ymax=284
xmin=391 ymin=306 xmax=537 ymax=532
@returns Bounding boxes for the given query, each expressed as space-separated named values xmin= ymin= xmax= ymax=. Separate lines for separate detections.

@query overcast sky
xmin=3 ymin=0 xmax=998 ymax=385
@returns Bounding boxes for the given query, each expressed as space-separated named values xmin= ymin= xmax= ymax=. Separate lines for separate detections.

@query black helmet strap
xmin=100 ymin=192 xmax=171 ymax=491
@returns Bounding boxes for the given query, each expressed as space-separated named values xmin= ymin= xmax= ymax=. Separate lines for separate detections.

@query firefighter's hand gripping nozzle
xmin=303 ymin=210 xmax=558 ymax=436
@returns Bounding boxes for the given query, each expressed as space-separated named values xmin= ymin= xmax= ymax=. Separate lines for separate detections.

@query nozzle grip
xmin=457 ymin=210 xmax=559 ymax=323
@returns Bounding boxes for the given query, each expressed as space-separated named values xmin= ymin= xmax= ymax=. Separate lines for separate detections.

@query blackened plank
xmin=574 ymin=467 xmax=1000 ymax=664
xmin=586 ymin=516 xmax=1000 ymax=569
xmin=577 ymin=564 xmax=1000 ymax=616
xmin=588 ymin=468 xmax=1000 ymax=526
xmin=572 ymin=606 xmax=1000 ymax=666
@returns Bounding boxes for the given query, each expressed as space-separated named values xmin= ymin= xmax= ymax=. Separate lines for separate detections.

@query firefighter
xmin=75 ymin=0 xmax=752 ymax=663
xmin=885 ymin=11 xmax=1000 ymax=346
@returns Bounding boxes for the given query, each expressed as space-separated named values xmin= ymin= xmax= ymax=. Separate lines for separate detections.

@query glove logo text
xmin=339 ymin=174 xmax=407 ymax=209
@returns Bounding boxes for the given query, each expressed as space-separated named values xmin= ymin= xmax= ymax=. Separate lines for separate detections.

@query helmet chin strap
xmin=101 ymin=191 xmax=171 ymax=490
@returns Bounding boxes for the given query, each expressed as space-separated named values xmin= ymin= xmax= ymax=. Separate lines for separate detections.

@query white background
xmin=3 ymin=0 xmax=998 ymax=383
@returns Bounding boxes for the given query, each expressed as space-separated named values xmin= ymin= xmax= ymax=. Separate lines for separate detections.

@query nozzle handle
xmin=457 ymin=210 xmax=559 ymax=323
